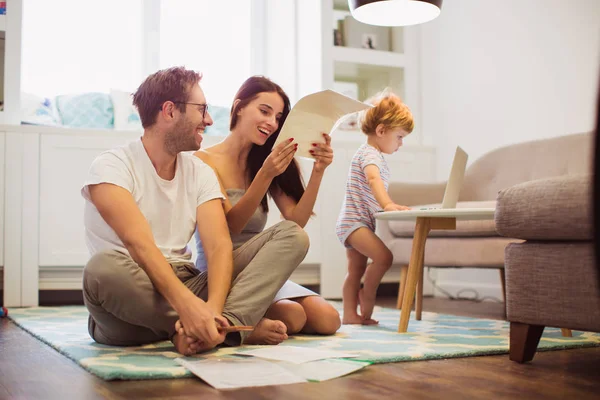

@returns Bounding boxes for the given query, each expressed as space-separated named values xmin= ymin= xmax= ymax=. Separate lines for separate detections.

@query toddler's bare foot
xmin=342 ymin=314 xmax=364 ymax=325
xmin=359 ymin=288 xmax=377 ymax=321
xmin=361 ymin=318 xmax=379 ymax=325
xmin=245 ymin=318 xmax=288 ymax=345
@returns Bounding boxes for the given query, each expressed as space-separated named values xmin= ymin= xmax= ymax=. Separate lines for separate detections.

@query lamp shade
xmin=348 ymin=0 xmax=443 ymax=27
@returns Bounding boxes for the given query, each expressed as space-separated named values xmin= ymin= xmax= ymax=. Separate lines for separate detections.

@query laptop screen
xmin=441 ymin=146 xmax=468 ymax=209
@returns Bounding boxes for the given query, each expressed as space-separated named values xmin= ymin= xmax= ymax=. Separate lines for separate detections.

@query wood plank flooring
xmin=1 ymin=297 xmax=598 ymax=399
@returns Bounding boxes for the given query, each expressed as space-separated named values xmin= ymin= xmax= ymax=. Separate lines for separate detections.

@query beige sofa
xmin=378 ymin=132 xmax=593 ymax=306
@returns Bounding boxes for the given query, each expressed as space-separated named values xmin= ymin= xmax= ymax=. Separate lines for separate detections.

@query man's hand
xmin=176 ymin=295 xmax=227 ymax=349
xmin=175 ymin=312 xmax=230 ymax=354
xmin=384 ymin=203 xmax=411 ymax=211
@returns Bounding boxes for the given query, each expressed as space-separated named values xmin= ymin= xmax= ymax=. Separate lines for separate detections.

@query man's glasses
xmin=172 ymin=102 xmax=209 ymax=119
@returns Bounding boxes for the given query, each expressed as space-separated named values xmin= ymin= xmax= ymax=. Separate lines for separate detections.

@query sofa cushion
xmin=495 ymin=174 xmax=592 ymax=241
xmin=387 ymin=200 xmax=498 ymax=238
xmin=386 ymin=236 xmax=520 ymax=267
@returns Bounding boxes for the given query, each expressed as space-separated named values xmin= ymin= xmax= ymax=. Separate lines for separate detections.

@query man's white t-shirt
xmin=81 ymin=138 xmax=224 ymax=264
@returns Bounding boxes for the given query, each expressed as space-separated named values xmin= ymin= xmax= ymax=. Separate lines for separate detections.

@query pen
xmin=218 ymin=325 xmax=254 ymax=333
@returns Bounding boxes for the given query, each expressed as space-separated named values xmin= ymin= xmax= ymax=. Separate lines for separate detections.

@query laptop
xmin=416 ymin=146 xmax=468 ymax=211
xmin=376 ymin=145 xmax=494 ymax=220
xmin=440 ymin=146 xmax=468 ymax=209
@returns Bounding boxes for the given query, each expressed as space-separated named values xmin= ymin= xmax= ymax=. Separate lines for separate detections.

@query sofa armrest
xmin=388 ymin=181 xmax=447 ymax=207
xmin=495 ymin=174 xmax=592 ymax=240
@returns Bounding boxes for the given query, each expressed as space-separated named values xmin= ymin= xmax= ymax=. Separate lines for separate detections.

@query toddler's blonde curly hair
xmin=360 ymin=89 xmax=414 ymax=136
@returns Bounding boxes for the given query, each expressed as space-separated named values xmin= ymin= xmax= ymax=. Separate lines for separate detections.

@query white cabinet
xmin=38 ymin=134 xmax=140 ymax=266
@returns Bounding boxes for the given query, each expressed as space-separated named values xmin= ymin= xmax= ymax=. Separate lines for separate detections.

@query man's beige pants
xmin=82 ymin=220 xmax=309 ymax=346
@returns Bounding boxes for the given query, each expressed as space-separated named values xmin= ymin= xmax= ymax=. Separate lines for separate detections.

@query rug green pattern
xmin=8 ymin=303 xmax=600 ymax=381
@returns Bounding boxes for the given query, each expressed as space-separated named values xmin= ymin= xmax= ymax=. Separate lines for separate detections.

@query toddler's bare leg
xmin=342 ymin=245 xmax=368 ymax=324
xmin=346 ymin=228 xmax=393 ymax=323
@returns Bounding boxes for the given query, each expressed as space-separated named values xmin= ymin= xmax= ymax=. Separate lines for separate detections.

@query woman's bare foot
xmin=245 ymin=318 xmax=288 ymax=345
xmin=358 ymin=288 xmax=378 ymax=324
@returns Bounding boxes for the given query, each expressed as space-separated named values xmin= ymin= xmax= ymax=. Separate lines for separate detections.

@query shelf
xmin=0 ymin=15 xmax=5 ymax=31
xmin=332 ymin=46 xmax=406 ymax=69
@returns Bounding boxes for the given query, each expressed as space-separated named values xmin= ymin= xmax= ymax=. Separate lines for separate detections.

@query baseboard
xmin=0 ymin=264 xmax=434 ymax=299
xmin=0 ymin=265 xmax=434 ymax=301
xmin=433 ymin=280 xmax=504 ymax=302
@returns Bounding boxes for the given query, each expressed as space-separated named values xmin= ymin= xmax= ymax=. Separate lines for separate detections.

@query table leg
xmin=397 ymin=265 xmax=408 ymax=309
xmin=416 ymin=252 xmax=425 ymax=320
xmin=398 ymin=217 xmax=431 ymax=332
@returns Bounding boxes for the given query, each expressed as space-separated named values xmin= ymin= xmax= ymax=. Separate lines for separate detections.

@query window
xmin=159 ymin=0 xmax=253 ymax=107
xmin=22 ymin=0 xmax=259 ymax=107
xmin=22 ymin=0 xmax=143 ymax=97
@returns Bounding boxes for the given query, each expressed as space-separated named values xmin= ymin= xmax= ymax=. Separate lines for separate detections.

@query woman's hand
xmin=311 ymin=133 xmax=334 ymax=173
xmin=260 ymin=138 xmax=298 ymax=180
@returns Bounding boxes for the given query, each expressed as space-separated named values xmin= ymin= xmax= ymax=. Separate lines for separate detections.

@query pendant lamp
xmin=348 ymin=0 xmax=443 ymax=27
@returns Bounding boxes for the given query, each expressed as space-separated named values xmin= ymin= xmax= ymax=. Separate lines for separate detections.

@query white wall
xmin=420 ymin=0 xmax=600 ymax=300
xmin=422 ymin=0 xmax=600 ymax=176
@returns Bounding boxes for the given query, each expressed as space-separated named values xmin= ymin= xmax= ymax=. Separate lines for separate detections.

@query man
xmin=82 ymin=67 xmax=309 ymax=355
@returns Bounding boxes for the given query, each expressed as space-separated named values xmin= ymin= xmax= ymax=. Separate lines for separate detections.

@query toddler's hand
xmin=384 ymin=203 xmax=411 ymax=212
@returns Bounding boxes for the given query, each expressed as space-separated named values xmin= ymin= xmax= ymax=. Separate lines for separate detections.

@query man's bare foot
xmin=172 ymin=332 xmax=211 ymax=356
xmin=172 ymin=320 xmax=216 ymax=356
xmin=358 ymin=288 xmax=378 ymax=322
xmin=342 ymin=314 xmax=364 ymax=324
xmin=245 ymin=318 xmax=288 ymax=345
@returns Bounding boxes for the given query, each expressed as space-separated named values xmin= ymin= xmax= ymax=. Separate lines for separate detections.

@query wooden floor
xmin=1 ymin=297 xmax=599 ymax=400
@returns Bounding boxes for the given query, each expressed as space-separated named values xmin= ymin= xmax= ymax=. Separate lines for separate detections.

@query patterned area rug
xmin=8 ymin=303 xmax=600 ymax=381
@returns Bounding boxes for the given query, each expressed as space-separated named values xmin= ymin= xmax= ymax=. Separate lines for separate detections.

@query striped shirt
xmin=336 ymin=143 xmax=390 ymax=236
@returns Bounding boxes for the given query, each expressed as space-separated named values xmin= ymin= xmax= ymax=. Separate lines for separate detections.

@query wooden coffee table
xmin=375 ymin=208 xmax=496 ymax=332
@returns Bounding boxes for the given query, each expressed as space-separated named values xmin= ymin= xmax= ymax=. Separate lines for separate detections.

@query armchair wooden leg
xmin=510 ymin=322 xmax=545 ymax=363
xmin=397 ymin=265 xmax=408 ymax=309
xmin=561 ymin=328 xmax=573 ymax=337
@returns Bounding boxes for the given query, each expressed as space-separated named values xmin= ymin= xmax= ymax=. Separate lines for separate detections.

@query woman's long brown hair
xmin=230 ymin=76 xmax=305 ymax=212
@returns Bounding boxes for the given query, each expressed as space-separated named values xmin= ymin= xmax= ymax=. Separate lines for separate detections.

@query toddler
xmin=336 ymin=90 xmax=414 ymax=324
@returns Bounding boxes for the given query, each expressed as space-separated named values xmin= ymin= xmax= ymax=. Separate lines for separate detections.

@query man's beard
xmin=164 ymin=116 xmax=200 ymax=155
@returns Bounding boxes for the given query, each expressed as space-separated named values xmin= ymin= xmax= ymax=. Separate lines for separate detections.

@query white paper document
xmin=176 ymin=356 xmax=370 ymax=389
xmin=176 ymin=357 xmax=306 ymax=390
xmin=273 ymin=90 xmax=372 ymax=161
xmin=277 ymin=358 xmax=370 ymax=382
xmin=234 ymin=345 xmax=358 ymax=364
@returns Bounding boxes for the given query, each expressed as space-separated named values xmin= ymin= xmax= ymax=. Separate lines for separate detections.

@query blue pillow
xmin=204 ymin=105 xmax=230 ymax=136
xmin=56 ymin=93 xmax=114 ymax=129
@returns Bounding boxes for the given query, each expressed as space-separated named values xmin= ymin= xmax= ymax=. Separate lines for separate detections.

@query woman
xmin=194 ymin=76 xmax=341 ymax=338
